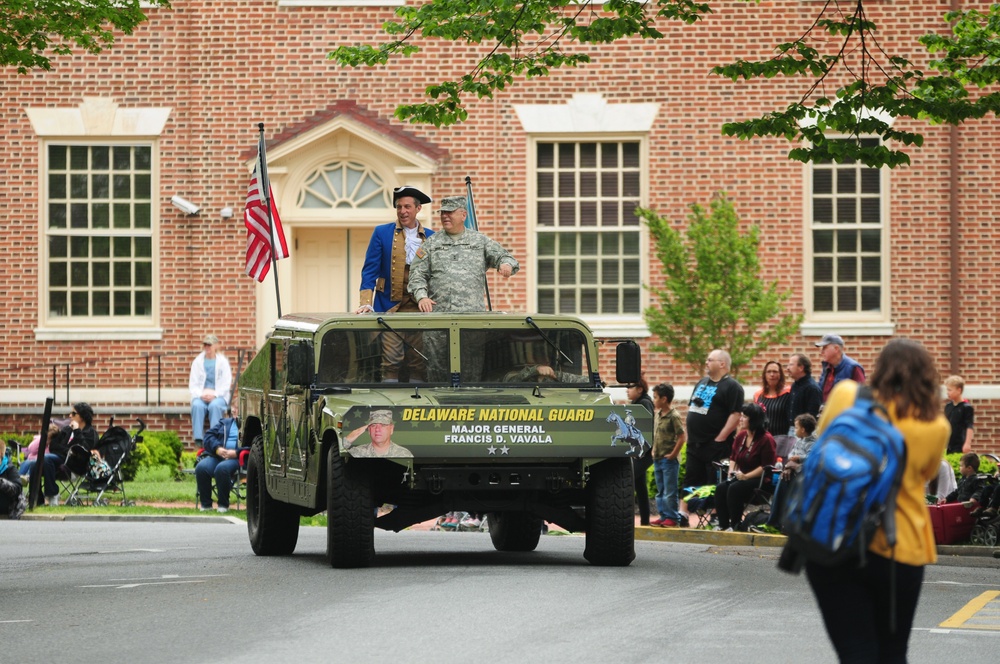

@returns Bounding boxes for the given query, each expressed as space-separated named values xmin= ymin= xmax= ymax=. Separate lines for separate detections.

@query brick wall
xmin=1 ymin=1 xmax=997 ymax=454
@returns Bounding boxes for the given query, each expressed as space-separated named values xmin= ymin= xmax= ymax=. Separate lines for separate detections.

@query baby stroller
xmin=65 ymin=417 xmax=145 ymax=507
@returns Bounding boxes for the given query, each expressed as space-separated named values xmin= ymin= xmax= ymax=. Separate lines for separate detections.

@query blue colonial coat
xmin=359 ymin=220 xmax=434 ymax=312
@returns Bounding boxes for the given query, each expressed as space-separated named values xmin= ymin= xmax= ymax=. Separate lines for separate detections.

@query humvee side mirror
xmin=287 ymin=342 xmax=315 ymax=386
xmin=615 ymin=340 xmax=641 ymax=385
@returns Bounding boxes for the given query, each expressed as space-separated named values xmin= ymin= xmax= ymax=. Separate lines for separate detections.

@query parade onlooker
xmin=785 ymin=353 xmax=822 ymax=434
xmin=685 ymin=349 xmax=745 ymax=489
xmin=627 ymin=378 xmax=655 ymax=526
xmin=754 ymin=360 xmax=792 ymax=450
xmin=805 ymin=338 xmax=949 ymax=662
xmin=943 ymin=375 xmax=974 ymax=454
xmin=189 ymin=334 xmax=232 ymax=446
xmin=650 ymin=383 xmax=686 ymax=528
xmin=815 ymin=334 xmax=865 ymax=402
xmin=714 ymin=402 xmax=776 ymax=532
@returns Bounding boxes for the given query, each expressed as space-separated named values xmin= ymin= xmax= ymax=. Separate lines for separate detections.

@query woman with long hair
xmin=754 ymin=360 xmax=791 ymax=442
xmin=714 ymin=402 xmax=776 ymax=531
xmin=806 ymin=338 xmax=949 ymax=662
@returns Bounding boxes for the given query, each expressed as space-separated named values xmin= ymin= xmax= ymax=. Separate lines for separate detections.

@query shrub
xmin=123 ymin=429 xmax=183 ymax=481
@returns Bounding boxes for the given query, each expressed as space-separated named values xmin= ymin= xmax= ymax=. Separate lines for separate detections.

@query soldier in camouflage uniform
xmin=407 ymin=196 xmax=519 ymax=313
xmin=408 ymin=196 xmax=519 ymax=381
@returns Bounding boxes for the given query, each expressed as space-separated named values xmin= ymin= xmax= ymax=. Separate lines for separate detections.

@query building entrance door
xmin=292 ymin=227 xmax=370 ymax=313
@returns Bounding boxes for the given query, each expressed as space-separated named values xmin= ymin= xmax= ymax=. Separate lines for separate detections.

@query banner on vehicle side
xmin=340 ymin=405 xmax=652 ymax=460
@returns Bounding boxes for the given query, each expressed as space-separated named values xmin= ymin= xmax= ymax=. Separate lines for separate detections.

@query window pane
xmin=557 ymin=259 xmax=576 ymax=285
xmin=114 ymin=203 xmax=131 ymax=228
xmin=558 ymin=290 xmax=576 ymax=313
xmin=558 ymin=171 xmax=575 ymax=198
xmin=114 ymin=237 xmax=131 ymax=257
xmin=836 ymin=229 xmax=857 ymax=253
xmin=113 ymin=146 xmax=131 ymax=170
xmin=114 ymin=262 xmax=132 ymax=287
xmin=860 ymin=168 xmax=880 ymax=194
xmin=580 ymin=143 xmax=597 ymax=168
xmin=70 ymin=146 xmax=88 ymax=170
xmin=602 ymin=259 xmax=619 ymax=283
xmin=836 ymin=198 xmax=855 ymax=224
xmin=49 ymin=145 xmax=67 ymax=170
xmin=538 ymin=290 xmax=555 ymax=314
xmin=538 ymin=234 xmax=555 ymax=256
xmin=135 ymin=173 xmax=151 ymax=199
xmin=92 ymin=236 xmax=110 ymax=257
xmin=92 ymin=203 xmax=109 ymax=228
xmin=538 ymin=201 xmax=554 ymax=226
xmin=50 ymin=291 xmax=67 ymax=317
xmin=580 ymin=259 xmax=598 ymax=283
xmin=623 ymin=289 xmax=640 ymax=314
xmin=50 ymin=173 xmax=66 ymax=198
xmin=813 ymin=169 xmax=832 ymax=195
xmin=600 ymin=172 xmax=618 ymax=197
xmin=814 ymin=286 xmax=833 ymax=311
xmin=71 ymin=291 xmax=88 ymax=316
xmin=622 ymin=232 xmax=639 ymax=255
xmin=70 ymin=262 xmax=88 ymax=286
xmin=113 ymin=174 xmax=131 ymax=199
xmin=813 ymin=199 xmax=832 ymax=223
xmin=579 ymin=201 xmax=597 ymax=227
xmin=600 ymin=143 xmax=618 ymax=168
xmin=114 ymin=291 xmax=131 ymax=316
xmin=71 ymin=236 xmax=88 ymax=257
xmin=580 ymin=288 xmax=598 ymax=313
xmin=537 ymin=143 xmax=553 ymax=168
xmin=49 ymin=204 xmax=67 ymax=228
xmin=601 ymin=290 xmax=619 ymax=314
xmin=837 ymin=168 xmax=856 ymax=195
xmin=71 ymin=203 xmax=88 ymax=228
xmin=538 ymin=259 xmax=555 ymax=284
xmin=836 ymin=256 xmax=857 ymax=281
xmin=838 ymin=285 xmax=857 ymax=311
xmin=558 ymin=201 xmax=575 ymax=227
xmin=622 ymin=142 xmax=639 ymax=168
xmin=623 ymin=259 xmax=639 ymax=283
xmin=861 ymin=256 xmax=880 ymax=281
xmin=91 ymin=174 xmax=109 ymax=198
xmin=860 ymin=198 xmax=880 ymax=223
xmin=579 ymin=171 xmax=596 ymax=197
xmin=50 ymin=235 xmax=67 ymax=257
xmin=50 ymin=262 xmax=67 ymax=287
xmin=135 ymin=290 xmax=152 ymax=316
xmin=814 ymin=256 xmax=833 ymax=282
xmin=601 ymin=200 xmax=619 ymax=226
xmin=92 ymin=146 xmax=109 ymax=170
xmin=813 ymin=230 xmax=833 ymax=254
xmin=93 ymin=262 xmax=110 ymax=287
xmin=558 ymin=143 xmax=575 ymax=167
xmin=860 ymin=230 xmax=880 ymax=252
xmin=861 ymin=286 xmax=881 ymax=311
xmin=93 ymin=290 xmax=110 ymax=316
xmin=135 ymin=203 xmax=151 ymax=229
xmin=135 ymin=237 xmax=152 ymax=258
xmin=580 ymin=234 xmax=598 ymax=255
xmin=135 ymin=261 xmax=152 ymax=287
xmin=537 ymin=172 xmax=553 ymax=197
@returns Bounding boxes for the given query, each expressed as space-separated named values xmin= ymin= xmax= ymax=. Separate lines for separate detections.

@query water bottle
xmin=772 ymin=457 xmax=783 ymax=485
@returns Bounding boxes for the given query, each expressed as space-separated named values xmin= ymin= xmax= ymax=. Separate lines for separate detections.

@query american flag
xmin=244 ymin=152 xmax=288 ymax=282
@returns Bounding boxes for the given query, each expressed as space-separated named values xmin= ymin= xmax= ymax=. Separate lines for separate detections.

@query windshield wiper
xmin=376 ymin=317 xmax=429 ymax=362
xmin=524 ymin=316 xmax=573 ymax=367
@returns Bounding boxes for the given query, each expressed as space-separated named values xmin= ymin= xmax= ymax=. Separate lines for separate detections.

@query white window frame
xmin=801 ymin=137 xmax=894 ymax=337
xmin=37 ymin=140 xmax=161 ymax=340
xmin=526 ymin=135 xmax=649 ymax=337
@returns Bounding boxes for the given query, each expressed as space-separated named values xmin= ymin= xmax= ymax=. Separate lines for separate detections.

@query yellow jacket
xmin=818 ymin=381 xmax=950 ymax=567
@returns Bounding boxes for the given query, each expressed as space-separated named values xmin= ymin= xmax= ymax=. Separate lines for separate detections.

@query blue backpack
xmin=779 ymin=386 xmax=906 ymax=571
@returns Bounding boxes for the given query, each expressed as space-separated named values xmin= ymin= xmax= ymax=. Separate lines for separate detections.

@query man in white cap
xmin=815 ymin=333 xmax=865 ymax=402
xmin=356 ymin=185 xmax=435 ymax=382
xmin=188 ymin=334 xmax=232 ymax=445
xmin=343 ymin=409 xmax=413 ymax=458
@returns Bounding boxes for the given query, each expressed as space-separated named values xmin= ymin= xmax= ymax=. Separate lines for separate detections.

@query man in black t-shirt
xmin=944 ymin=375 xmax=974 ymax=454
xmin=685 ymin=349 xmax=745 ymax=489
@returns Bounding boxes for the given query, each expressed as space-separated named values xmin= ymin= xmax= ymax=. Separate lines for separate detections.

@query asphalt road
xmin=2 ymin=520 xmax=998 ymax=663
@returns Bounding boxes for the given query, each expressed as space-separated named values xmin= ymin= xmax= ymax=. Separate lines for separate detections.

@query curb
xmin=19 ymin=513 xmax=242 ymax=525
xmin=636 ymin=525 xmax=1000 ymax=557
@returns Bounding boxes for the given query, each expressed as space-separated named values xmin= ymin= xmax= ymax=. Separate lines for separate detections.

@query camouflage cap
xmin=368 ymin=409 xmax=394 ymax=426
xmin=436 ymin=196 xmax=467 ymax=212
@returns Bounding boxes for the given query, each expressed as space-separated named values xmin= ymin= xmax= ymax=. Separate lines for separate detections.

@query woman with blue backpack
xmin=804 ymin=338 xmax=950 ymax=663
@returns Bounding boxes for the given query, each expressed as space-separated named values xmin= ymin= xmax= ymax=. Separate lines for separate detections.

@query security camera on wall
xmin=171 ymin=195 xmax=201 ymax=215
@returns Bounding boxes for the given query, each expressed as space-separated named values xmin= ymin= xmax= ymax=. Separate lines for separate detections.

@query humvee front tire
xmin=247 ymin=437 xmax=300 ymax=556
xmin=583 ymin=458 xmax=635 ymax=566
xmin=487 ymin=512 xmax=543 ymax=552
xmin=326 ymin=447 xmax=375 ymax=568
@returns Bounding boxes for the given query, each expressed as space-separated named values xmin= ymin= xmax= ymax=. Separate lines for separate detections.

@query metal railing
xmin=8 ymin=348 xmax=255 ymax=407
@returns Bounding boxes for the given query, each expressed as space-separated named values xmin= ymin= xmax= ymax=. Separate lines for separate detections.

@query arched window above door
xmin=298 ymin=160 xmax=391 ymax=209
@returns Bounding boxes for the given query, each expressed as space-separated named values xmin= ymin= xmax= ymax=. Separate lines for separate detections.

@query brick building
xmin=1 ymin=1 xmax=997 ymax=453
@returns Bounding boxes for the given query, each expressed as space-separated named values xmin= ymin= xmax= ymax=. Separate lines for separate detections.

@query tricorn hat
xmin=392 ymin=186 xmax=431 ymax=206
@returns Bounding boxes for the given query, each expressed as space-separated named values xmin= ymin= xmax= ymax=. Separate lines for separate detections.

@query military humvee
xmin=239 ymin=312 xmax=649 ymax=568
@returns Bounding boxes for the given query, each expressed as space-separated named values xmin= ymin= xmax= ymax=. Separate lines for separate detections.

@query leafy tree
xmin=0 ymin=0 xmax=171 ymax=73
xmin=640 ymin=195 xmax=802 ymax=378
xmin=330 ymin=0 xmax=1000 ymax=167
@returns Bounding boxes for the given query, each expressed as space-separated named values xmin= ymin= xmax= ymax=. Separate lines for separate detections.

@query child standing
xmin=651 ymin=383 xmax=686 ymax=528
xmin=944 ymin=375 xmax=974 ymax=454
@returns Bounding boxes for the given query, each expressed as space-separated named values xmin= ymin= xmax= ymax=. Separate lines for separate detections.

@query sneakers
xmin=217 ymin=507 xmax=229 ymax=514
xmin=440 ymin=512 xmax=460 ymax=529
xmin=460 ymin=515 xmax=481 ymax=529
xmin=658 ymin=519 xmax=679 ymax=528
xmin=19 ymin=474 xmax=28 ymax=487
xmin=649 ymin=517 xmax=665 ymax=527
xmin=47 ymin=494 xmax=60 ymax=507
xmin=198 ymin=505 xmax=212 ymax=512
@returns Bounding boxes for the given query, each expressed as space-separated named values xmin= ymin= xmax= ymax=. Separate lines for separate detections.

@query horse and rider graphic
xmin=606 ymin=409 xmax=650 ymax=458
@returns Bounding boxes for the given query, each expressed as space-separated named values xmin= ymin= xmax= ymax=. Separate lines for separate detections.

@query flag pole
xmin=465 ymin=176 xmax=492 ymax=312
xmin=257 ymin=122 xmax=283 ymax=319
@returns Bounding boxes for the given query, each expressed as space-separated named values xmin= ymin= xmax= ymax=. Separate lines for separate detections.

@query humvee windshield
xmin=316 ymin=326 xmax=594 ymax=386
